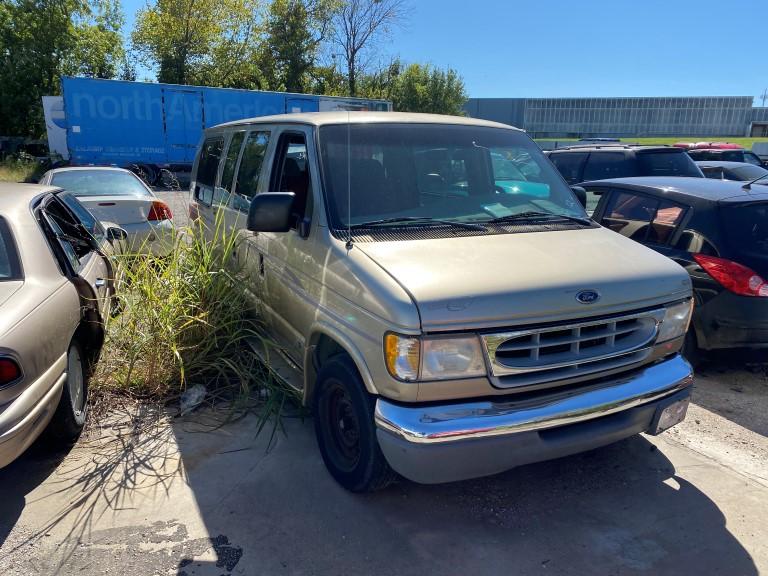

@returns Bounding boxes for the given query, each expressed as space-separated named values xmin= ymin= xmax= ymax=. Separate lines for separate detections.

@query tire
xmin=313 ymin=355 xmax=397 ymax=492
xmin=682 ymin=330 xmax=702 ymax=370
xmin=47 ymin=339 xmax=89 ymax=443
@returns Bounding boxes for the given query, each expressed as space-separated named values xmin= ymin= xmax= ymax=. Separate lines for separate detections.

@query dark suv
xmin=582 ymin=176 xmax=768 ymax=363
xmin=546 ymin=145 xmax=704 ymax=185
xmin=686 ymin=148 xmax=765 ymax=167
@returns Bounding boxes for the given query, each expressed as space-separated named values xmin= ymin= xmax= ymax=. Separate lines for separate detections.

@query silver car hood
xmin=356 ymin=227 xmax=691 ymax=331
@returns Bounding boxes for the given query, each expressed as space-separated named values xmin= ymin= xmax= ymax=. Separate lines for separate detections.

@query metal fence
xmin=466 ymin=97 xmax=764 ymax=138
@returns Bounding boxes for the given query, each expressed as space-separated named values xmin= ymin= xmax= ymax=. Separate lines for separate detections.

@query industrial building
xmin=465 ymin=96 xmax=768 ymax=138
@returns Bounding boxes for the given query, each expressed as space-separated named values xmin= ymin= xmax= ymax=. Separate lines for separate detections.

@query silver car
xmin=0 ymin=183 xmax=120 ymax=468
xmin=39 ymin=167 xmax=175 ymax=256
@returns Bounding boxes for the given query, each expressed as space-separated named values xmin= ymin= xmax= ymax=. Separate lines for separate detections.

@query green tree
xmin=259 ymin=0 xmax=337 ymax=93
xmin=132 ymin=0 xmax=265 ymax=87
xmin=0 ymin=0 xmax=124 ymax=136
xmin=389 ymin=63 xmax=467 ymax=115
xmin=70 ymin=0 xmax=125 ymax=79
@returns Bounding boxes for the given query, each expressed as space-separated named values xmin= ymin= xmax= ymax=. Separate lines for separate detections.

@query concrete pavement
xmin=0 ymin=371 xmax=766 ymax=575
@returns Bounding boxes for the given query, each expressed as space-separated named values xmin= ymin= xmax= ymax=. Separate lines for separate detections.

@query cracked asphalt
xmin=0 ymin=357 xmax=765 ymax=575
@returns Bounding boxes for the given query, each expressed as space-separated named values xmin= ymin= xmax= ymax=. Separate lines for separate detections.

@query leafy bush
xmin=92 ymin=216 xmax=296 ymax=416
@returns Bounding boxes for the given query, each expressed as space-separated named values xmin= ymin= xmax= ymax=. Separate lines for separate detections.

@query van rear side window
xmin=231 ymin=131 xmax=270 ymax=212
xmin=195 ymin=137 xmax=224 ymax=205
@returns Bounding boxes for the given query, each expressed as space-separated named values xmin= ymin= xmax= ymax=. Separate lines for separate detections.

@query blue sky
xmin=120 ymin=0 xmax=768 ymax=102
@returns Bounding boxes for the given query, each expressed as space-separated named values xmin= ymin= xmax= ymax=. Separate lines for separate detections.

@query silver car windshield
xmin=50 ymin=170 xmax=151 ymax=197
xmin=318 ymin=123 xmax=584 ymax=230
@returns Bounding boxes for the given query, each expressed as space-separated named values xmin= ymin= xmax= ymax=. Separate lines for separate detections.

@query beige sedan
xmin=0 ymin=183 xmax=121 ymax=469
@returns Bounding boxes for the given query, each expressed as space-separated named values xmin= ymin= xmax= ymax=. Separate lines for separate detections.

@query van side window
xmin=195 ymin=137 xmax=224 ymax=205
xmin=220 ymin=131 xmax=246 ymax=198
xmin=232 ymin=131 xmax=270 ymax=212
xmin=271 ymin=134 xmax=311 ymax=230
xmin=549 ymin=152 xmax=587 ymax=184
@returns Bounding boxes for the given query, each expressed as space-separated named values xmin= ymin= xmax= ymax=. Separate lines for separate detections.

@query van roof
xmin=211 ymin=111 xmax=522 ymax=132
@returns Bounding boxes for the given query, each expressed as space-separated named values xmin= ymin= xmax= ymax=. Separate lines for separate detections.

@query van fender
xmin=304 ymin=321 xmax=379 ymax=405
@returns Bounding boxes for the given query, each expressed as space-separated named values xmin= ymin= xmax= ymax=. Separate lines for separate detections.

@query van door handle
xmin=259 ymin=253 xmax=265 ymax=276
xmin=95 ymin=278 xmax=106 ymax=288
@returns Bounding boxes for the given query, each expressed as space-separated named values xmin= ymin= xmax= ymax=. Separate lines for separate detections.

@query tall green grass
xmin=92 ymin=214 xmax=297 ymax=418
xmin=0 ymin=158 xmax=39 ymax=182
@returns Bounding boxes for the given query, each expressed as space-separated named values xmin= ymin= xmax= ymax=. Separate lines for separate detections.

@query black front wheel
xmin=46 ymin=339 xmax=89 ymax=443
xmin=313 ymin=356 xmax=396 ymax=492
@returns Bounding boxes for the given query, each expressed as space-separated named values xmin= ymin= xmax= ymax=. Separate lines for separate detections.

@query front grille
xmin=481 ymin=309 xmax=664 ymax=388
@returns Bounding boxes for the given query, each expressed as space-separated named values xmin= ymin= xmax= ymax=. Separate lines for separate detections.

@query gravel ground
xmin=154 ymin=188 xmax=191 ymax=229
xmin=667 ymin=356 xmax=768 ymax=487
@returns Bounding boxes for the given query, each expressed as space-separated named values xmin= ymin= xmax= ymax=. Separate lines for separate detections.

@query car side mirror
xmin=571 ymin=185 xmax=587 ymax=208
xmin=106 ymin=226 xmax=128 ymax=242
xmin=247 ymin=192 xmax=296 ymax=233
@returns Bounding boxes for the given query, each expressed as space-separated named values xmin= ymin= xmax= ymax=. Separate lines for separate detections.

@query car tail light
xmin=0 ymin=358 xmax=21 ymax=386
xmin=693 ymin=254 xmax=768 ymax=297
xmin=147 ymin=200 xmax=173 ymax=221
xmin=188 ymin=202 xmax=200 ymax=222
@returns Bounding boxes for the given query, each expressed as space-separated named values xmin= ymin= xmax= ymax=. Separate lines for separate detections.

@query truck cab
xmin=190 ymin=112 xmax=694 ymax=492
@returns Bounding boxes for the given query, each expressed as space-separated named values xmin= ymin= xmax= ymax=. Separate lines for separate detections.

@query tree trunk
xmin=348 ymin=61 xmax=356 ymax=96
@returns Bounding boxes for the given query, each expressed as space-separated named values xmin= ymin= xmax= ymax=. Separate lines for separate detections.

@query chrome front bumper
xmin=375 ymin=355 xmax=693 ymax=484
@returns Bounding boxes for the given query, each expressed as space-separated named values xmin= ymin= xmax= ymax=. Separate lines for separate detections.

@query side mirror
xmin=247 ymin=192 xmax=296 ymax=233
xmin=106 ymin=226 xmax=128 ymax=242
xmin=571 ymin=185 xmax=587 ymax=208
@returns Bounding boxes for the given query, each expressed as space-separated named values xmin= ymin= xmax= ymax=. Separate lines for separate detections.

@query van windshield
xmin=318 ymin=123 xmax=584 ymax=230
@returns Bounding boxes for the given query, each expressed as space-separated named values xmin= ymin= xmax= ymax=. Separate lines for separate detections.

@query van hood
xmin=356 ymin=227 xmax=691 ymax=331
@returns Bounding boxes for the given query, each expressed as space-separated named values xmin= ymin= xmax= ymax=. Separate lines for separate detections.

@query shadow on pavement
xmin=170 ymin=414 xmax=759 ymax=576
xmin=0 ymin=437 xmax=72 ymax=548
xmin=0 ymin=404 xmax=760 ymax=575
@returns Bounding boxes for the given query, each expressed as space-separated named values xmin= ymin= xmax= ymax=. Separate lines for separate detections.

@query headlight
xmin=657 ymin=299 xmax=694 ymax=343
xmin=384 ymin=333 xmax=420 ymax=381
xmin=384 ymin=333 xmax=486 ymax=381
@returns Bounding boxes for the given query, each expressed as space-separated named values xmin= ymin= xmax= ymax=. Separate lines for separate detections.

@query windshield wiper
xmin=349 ymin=216 xmax=487 ymax=231
xmin=480 ymin=211 xmax=593 ymax=226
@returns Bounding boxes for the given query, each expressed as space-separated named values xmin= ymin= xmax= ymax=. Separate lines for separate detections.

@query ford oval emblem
xmin=576 ymin=290 xmax=601 ymax=304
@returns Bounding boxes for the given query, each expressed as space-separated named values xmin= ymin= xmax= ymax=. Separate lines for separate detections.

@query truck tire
xmin=313 ymin=355 xmax=397 ymax=492
xmin=46 ymin=339 xmax=89 ymax=443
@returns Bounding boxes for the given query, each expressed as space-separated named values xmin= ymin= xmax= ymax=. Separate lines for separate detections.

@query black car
xmin=546 ymin=145 xmax=704 ymax=213
xmin=581 ymin=176 xmax=768 ymax=363
xmin=696 ymin=160 xmax=768 ymax=183
xmin=686 ymin=148 xmax=765 ymax=167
